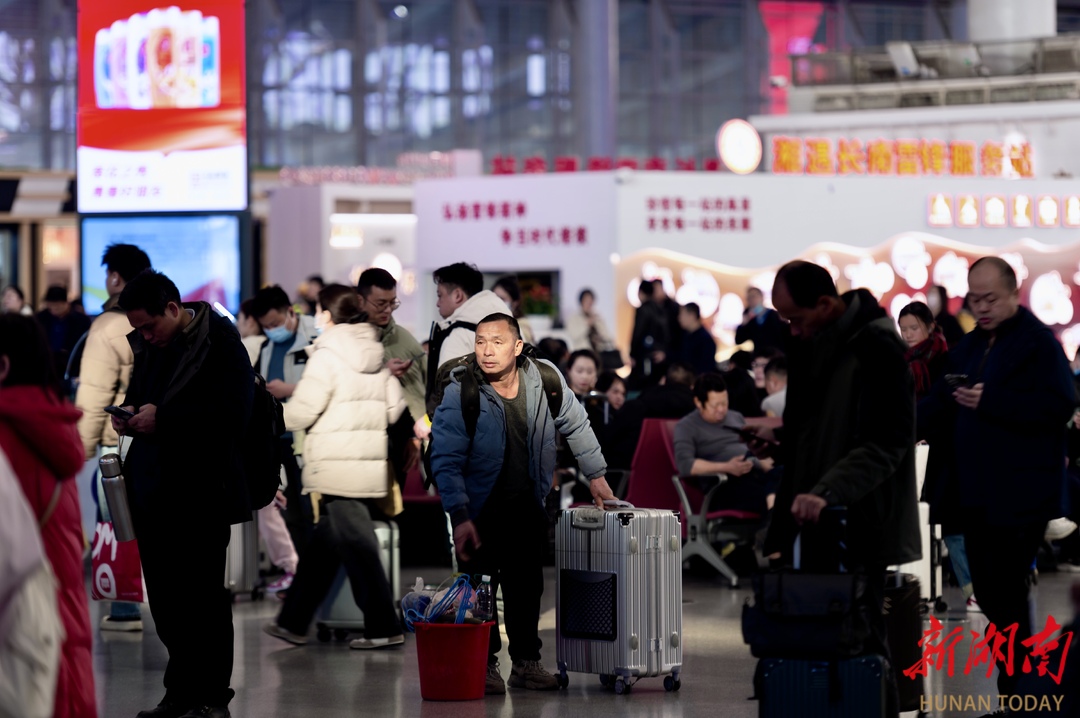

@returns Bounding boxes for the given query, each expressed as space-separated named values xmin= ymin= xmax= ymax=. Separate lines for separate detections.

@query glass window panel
xmin=433 ymin=51 xmax=450 ymax=93
xmin=526 ymin=54 xmax=545 ymax=97
xmin=365 ymin=51 xmax=381 ymax=84
xmin=462 ymin=48 xmax=479 ymax=91
xmin=365 ymin=93 xmax=383 ymax=133
xmin=433 ymin=96 xmax=450 ymax=127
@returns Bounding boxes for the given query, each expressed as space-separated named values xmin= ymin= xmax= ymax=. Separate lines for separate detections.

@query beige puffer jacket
xmin=283 ymin=322 xmax=405 ymax=498
xmin=74 ymin=307 xmax=133 ymax=457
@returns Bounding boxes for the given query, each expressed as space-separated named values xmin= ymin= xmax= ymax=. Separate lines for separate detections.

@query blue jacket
xmin=920 ymin=306 xmax=1075 ymax=526
xmin=430 ymin=357 xmax=607 ymax=527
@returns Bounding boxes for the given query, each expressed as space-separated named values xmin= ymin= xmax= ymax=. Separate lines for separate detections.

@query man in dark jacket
xmin=735 ymin=286 xmax=789 ymax=354
xmin=629 ymin=280 xmax=670 ymax=390
xmin=676 ymin=302 xmax=717 ymax=375
xmin=765 ymin=261 xmax=920 ymax=716
xmin=112 ymin=270 xmax=254 ymax=718
xmin=919 ymin=257 xmax=1075 ymax=698
xmin=604 ymin=362 xmax=696 ymax=468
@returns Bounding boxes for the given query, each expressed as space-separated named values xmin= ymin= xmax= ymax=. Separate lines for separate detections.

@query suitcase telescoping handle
xmin=793 ymin=505 xmax=848 ymax=572
xmin=570 ymin=500 xmax=634 ymax=530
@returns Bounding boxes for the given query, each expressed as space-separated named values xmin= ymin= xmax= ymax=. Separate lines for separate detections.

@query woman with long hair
xmin=264 ymin=284 xmax=406 ymax=649
xmin=0 ymin=314 xmax=96 ymax=718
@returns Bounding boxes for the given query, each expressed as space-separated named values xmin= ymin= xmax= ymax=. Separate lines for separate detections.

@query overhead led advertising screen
xmin=81 ymin=214 xmax=241 ymax=314
xmin=77 ymin=0 xmax=247 ymax=213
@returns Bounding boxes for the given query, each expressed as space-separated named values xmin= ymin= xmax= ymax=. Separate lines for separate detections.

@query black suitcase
xmin=756 ymin=655 xmax=887 ymax=718
xmin=883 ymin=572 xmax=924 ymax=712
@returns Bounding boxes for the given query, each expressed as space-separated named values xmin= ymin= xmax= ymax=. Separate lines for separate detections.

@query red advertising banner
xmin=77 ymin=0 xmax=247 ymax=212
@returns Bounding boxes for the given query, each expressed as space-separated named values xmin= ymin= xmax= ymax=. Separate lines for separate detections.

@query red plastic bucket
xmin=415 ymin=621 xmax=493 ymax=701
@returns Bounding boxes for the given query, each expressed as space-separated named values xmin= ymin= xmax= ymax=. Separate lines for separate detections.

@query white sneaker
xmin=100 ymin=615 xmax=143 ymax=632
xmin=966 ymin=596 xmax=982 ymax=613
xmin=1045 ymin=517 xmax=1079 ymax=542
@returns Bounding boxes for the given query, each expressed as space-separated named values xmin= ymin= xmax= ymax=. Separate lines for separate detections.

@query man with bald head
xmin=765 ymin=260 xmax=919 ymax=717
xmin=920 ymin=257 xmax=1075 ymax=698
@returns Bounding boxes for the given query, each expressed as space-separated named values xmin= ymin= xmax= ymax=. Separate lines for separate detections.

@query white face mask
xmin=315 ymin=310 xmax=331 ymax=335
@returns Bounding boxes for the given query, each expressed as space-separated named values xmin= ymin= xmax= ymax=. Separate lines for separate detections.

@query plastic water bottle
xmin=473 ymin=576 xmax=494 ymax=622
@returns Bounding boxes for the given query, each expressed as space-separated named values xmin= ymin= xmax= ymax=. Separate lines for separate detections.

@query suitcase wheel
xmin=334 ymin=629 xmax=350 ymax=642
xmin=614 ymin=678 xmax=630 ymax=695
xmin=599 ymin=674 xmax=613 ymax=688
xmin=556 ymin=673 xmax=569 ymax=689
xmin=934 ymin=598 xmax=948 ymax=614
xmin=316 ymin=627 xmax=332 ymax=643
xmin=664 ymin=676 xmax=681 ymax=692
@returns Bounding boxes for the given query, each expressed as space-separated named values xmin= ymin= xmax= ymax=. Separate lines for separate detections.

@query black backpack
xmin=242 ymin=373 xmax=286 ymax=510
xmin=425 ymin=320 xmax=477 ymax=417
xmin=421 ymin=346 xmax=564 ymax=489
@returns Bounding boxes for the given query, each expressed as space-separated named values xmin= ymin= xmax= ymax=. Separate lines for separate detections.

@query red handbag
xmin=90 ymin=521 xmax=144 ymax=602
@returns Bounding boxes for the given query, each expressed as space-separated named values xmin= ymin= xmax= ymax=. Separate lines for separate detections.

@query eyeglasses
xmin=367 ymin=299 xmax=401 ymax=311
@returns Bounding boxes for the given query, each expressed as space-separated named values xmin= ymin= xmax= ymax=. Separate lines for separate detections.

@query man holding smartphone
xmin=112 ymin=270 xmax=254 ymax=718
xmin=919 ymin=257 xmax=1075 ymax=699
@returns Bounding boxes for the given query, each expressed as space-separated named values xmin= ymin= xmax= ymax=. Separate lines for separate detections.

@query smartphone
xmin=944 ymin=373 xmax=970 ymax=389
xmin=105 ymin=405 xmax=135 ymax=420
xmin=729 ymin=426 xmax=780 ymax=447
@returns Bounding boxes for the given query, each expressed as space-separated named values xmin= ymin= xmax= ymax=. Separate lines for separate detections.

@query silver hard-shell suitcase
xmin=315 ymin=520 xmax=400 ymax=641
xmin=225 ymin=516 xmax=262 ymax=601
xmin=555 ymin=506 xmax=683 ymax=694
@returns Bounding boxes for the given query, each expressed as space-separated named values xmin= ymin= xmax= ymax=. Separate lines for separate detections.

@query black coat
xmin=765 ymin=290 xmax=921 ymax=567
xmin=919 ymin=306 xmax=1075 ymax=527
xmin=735 ymin=308 xmax=789 ymax=354
xmin=604 ymin=384 xmax=695 ymax=469
xmin=678 ymin=326 xmax=718 ymax=376
xmin=123 ymin=303 xmax=255 ymax=524
xmin=630 ymin=301 xmax=670 ymax=361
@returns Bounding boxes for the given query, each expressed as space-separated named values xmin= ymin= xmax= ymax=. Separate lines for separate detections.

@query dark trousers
xmin=134 ymin=509 xmax=233 ymax=707
xmin=280 ymin=438 xmax=314 ymax=554
xmin=964 ymin=517 xmax=1045 ymax=695
xmin=277 ymin=497 xmax=400 ymax=639
xmin=459 ymin=492 xmax=547 ymax=664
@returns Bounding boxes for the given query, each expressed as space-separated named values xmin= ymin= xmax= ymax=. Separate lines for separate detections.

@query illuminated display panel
xmin=77 ymin=0 xmax=247 ymax=212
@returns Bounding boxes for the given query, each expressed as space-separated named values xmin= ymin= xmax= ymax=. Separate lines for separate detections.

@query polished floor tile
xmin=92 ymin=567 xmax=1079 ymax=718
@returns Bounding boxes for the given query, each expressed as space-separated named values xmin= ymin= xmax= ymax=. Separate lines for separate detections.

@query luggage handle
xmin=570 ymin=500 xmax=635 ymax=529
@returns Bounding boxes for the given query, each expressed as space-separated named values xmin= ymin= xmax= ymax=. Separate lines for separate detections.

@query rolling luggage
xmin=883 ymin=572 xmax=924 ymax=712
xmin=315 ymin=520 xmax=400 ymax=642
xmin=554 ymin=505 xmax=682 ymax=694
xmin=755 ymin=655 xmax=888 ymax=718
xmin=225 ymin=516 xmax=262 ymax=601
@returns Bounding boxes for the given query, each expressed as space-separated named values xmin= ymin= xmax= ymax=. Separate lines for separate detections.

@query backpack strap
xmin=460 ymin=363 xmax=481 ymax=439
xmin=532 ymin=358 xmax=564 ymax=421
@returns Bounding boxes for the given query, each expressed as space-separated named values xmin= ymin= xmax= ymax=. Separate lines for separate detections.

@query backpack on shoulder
xmin=421 ymin=345 xmax=563 ymax=489
xmin=242 ymin=373 xmax=286 ymax=511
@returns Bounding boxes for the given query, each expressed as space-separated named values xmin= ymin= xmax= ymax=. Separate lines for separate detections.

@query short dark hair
xmin=666 ymin=361 xmax=695 ymax=388
xmin=681 ymin=302 xmax=701 ymax=321
xmin=307 ymin=274 xmax=325 ymax=286
xmin=239 ymin=297 xmax=258 ymax=319
xmin=493 ymin=276 xmax=521 ymax=303
xmin=638 ymin=280 xmax=655 ymax=298
xmin=764 ymin=356 xmax=787 ymax=378
xmin=578 ymin=288 xmax=595 ymax=305
xmin=775 ymin=261 xmax=839 ymax=309
xmin=537 ymin=337 xmax=569 ymax=364
xmin=752 ymin=346 xmax=784 ymax=363
xmin=747 ymin=286 xmax=763 ymax=296
xmin=433 ymin=262 xmax=483 ymax=298
xmin=319 ymin=284 xmax=367 ymax=325
xmin=3 ymin=285 xmax=24 ymax=302
xmin=477 ymin=312 xmax=521 ymax=340
xmin=566 ymin=349 xmax=600 ymax=375
xmin=970 ymin=257 xmax=1018 ymax=292
xmin=102 ymin=243 xmax=152 ymax=282
xmin=117 ymin=270 xmax=181 ymax=316
xmin=596 ymin=370 xmax=624 ymax=393
xmin=898 ymin=301 xmax=936 ymax=330
xmin=0 ymin=314 xmax=62 ymax=398
xmin=357 ymin=268 xmax=396 ymax=297
xmin=250 ymin=285 xmax=292 ymax=319
xmin=692 ymin=372 xmax=728 ymax=404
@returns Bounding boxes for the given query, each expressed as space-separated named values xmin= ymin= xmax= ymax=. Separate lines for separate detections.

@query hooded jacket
xmin=256 ymin=313 xmax=320 ymax=388
xmin=430 ymin=357 xmax=607 ymax=527
xmin=75 ymin=297 xmax=133 ymax=456
xmin=434 ymin=289 xmax=512 ymax=370
xmin=284 ymin=322 xmax=406 ymax=498
xmin=123 ymin=302 xmax=254 ymax=523
xmin=0 ymin=386 xmax=96 ymax=718
xmin=765 ymin=289 xmax=921 ymax=567
xmin=919 ymin=305 xmax=1075 ymax=527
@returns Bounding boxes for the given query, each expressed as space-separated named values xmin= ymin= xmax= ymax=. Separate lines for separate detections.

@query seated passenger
xmin=673 ymin=372 xmax=777 ymax=514
xmin=760 ymin=356 xmax=787 ymax=418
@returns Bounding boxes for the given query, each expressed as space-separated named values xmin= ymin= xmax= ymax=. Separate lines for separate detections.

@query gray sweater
xmin=673 ymin=410 xmax=750 ymax=477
